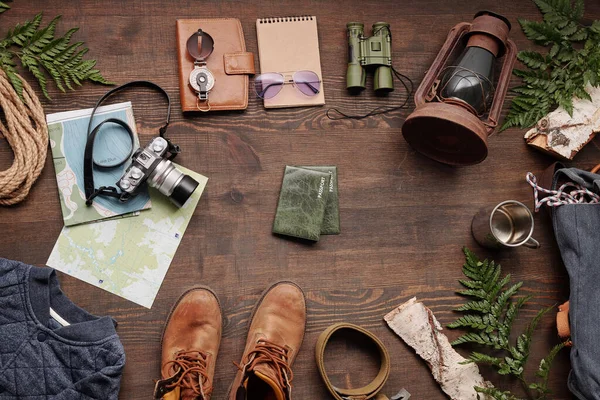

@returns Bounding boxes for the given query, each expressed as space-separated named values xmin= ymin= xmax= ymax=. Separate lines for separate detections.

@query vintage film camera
xmin=117 ymin=137 xmax=199 ymax=208
xmin=346 ymin=22 xmax=394 ymax=93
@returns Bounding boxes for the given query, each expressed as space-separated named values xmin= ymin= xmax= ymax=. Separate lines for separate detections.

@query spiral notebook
xmin=256 ymin=16 xmax=325 ymax=108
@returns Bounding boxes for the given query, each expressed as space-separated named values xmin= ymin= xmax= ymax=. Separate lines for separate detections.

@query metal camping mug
xmin=471 ymin=200 xmax=540 ymax=249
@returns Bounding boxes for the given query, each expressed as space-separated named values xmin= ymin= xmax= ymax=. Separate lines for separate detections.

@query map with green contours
xmin=47 ymin=167 xmax=208 ymax=308
xmin=47 ymin=102 xmax=151 ymax=226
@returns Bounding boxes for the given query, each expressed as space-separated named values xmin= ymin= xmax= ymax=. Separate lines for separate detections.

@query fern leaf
xmin=0 ymin=13 xmax=42 ymax=47
xmin=456 ymin=299 xmax=491 ymax=313
xmin=491 ymin=282 xmax=523 ymax=316
xmin=574 ymin=86 xmax=593 ymax=102
xmin=475 ymin=386 xmax=524 ymax=400
xmin=520 ymin=19 xmax=563 ymax=45
xmin=458 ymin=279 xmax=482 ymax=290
xmin=0 ymin=12 xmax=111 ymax=98
xmin=572 ymin=0 xmax=585 ymax=20
xmin=570 ymin=28 xmax=588 ymax=41
xmin=502 ymin=356 xmax=524 ymax=375
xmin=536 ymin=342 xmax=565 ymax=379
xmin=499 ymin=296 xmax=530 ymax=340
xmin=464 ymin=352 xmax=502 ymax=367
xmin=23 ymin=15 xmax=60 ymax=54
xmin=451 ymin=331 xmax=502 ymax=348
xmin=457 ymin=288 xmax=487 ymax=299
xmin=526 ymin=306 xmax=553 ymax=338
xmin=533 ymin=342 xmax=566 ymax=396
xmin=0 ymin=2 xmax=9 ymax=14
xmin=5 ymin=67 xmax=23 ymax=99
xmin=19 ymin=53 xmax=48 ymax=98
xmin=518 ymin=51 xmax=547 ymax=69
xmin=87 ymin=71 xmax=111 ymax=85
xmin=504 ymin=0 xmax=600 ymax=130
xmin=0 ymin=51 xmax=24 ymax=98
xmin=448 ymin=314 xmax=485 ymax=330
xmin=450 ymin=249 xmax=563 ymax=397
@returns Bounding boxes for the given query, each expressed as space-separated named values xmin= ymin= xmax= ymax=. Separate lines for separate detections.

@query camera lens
xmin=148 ymin=160 xmax=199 ymax=208
xmin=170 ymin=175 xmax=199 ymax=208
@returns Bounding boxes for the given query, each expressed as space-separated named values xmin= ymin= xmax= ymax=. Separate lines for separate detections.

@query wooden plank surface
xmin=2 ymin=0 xmax=600 ymax=398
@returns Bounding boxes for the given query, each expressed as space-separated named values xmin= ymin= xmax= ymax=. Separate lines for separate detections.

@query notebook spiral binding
xmin=258 ymin=16 xmax=314 ymax=24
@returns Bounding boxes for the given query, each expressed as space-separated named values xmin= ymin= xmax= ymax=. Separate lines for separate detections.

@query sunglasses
xmin=255 ymin=70 xmax=321 ymax=99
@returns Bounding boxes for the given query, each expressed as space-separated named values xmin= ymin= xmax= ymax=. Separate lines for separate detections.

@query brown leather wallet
xmin=176 ymin=18 xmax=255 ymax=112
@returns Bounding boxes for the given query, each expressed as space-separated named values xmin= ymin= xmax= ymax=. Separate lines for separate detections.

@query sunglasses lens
xmin=293 ymin=71 xmax=321 ymax=96
xmin=255 ymin=73 xmax=284 ymax=99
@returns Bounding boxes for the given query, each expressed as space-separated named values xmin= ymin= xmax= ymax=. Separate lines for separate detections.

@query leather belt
xmin=315 ymin=323 xmax=409 ymax=400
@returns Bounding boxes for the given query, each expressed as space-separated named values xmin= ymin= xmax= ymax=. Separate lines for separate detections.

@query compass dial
xmin=189 ymin=67 xmax=215 ymax=93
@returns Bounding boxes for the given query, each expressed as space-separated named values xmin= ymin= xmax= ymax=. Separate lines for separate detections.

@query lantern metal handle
xmin=413 ymin=23 xmax=471 ymax=108
xmin=486 ymin=38 xmax=517 ymax=136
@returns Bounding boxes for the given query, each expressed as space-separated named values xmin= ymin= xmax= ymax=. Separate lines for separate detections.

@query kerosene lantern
xmin=402 ymin=11 xmax=517 ymax=165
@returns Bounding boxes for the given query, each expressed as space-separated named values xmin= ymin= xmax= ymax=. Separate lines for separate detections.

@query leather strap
xmin=223 ymin=52 xmax=255 ymax=75
xmin=315 ymin=323 xmax=391 ymax=400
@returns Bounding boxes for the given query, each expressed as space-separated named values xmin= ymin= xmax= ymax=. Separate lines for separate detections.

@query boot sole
xmin=225 ymin=280 xmax=308 ymax=399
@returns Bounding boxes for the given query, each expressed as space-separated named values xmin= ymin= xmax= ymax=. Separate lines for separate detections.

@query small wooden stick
xmin=384 ymin=297 xmax=492 ymax=400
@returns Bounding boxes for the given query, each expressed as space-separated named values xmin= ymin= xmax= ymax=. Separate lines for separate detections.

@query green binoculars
xmin=346 ymin=22 xmax=394 ymax=93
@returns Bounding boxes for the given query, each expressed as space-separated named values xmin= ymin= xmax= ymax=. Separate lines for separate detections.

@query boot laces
xmin=235 ymin=339 xmax=294 ymax=393
xmin=163 ymin=350 xmax=212 ymax=398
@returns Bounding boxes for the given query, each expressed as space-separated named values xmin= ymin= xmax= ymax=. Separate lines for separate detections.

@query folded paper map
xmin=47 ymin=102 xmax=151 ymax=226
xmin=47 ymin=166 xmax=207 ymax=308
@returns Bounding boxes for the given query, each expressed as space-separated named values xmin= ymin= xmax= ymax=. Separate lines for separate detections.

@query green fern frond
xmin=450 ymin=331 xmax=504 ymax=348
xmin=499 ymin=296 xmax=530 ymax=342
xmin=518 ymin=51 xmax=547 ymax=69
xmin=0 ymin=2 xmax=10 ymax=14
xmin=502 ymin=0 xmax=600 ymax=131
xmin=533 ymin=342 xmax=566 ymax=396
xmin=475 ymin=386 xmax=525 ymax=400
xmin=0 ymin=11 xmax=112 ymax=99
xmin=450 ymin=248 xmax=527 ymax=351
xmin=449 ymin=248 xmax=564 ymax=399
xmin=463 ymin=352 xmax=502 ymax=367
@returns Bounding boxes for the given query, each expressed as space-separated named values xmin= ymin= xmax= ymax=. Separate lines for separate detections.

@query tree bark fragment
xmin=524 ymin=86 xmax=600 ymax=160
xmin=384 ymin=297 xmax=492 ymax=400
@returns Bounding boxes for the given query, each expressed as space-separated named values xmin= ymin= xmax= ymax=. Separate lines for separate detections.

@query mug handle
xmin=524 ymin=237 xmax=540 ymax=249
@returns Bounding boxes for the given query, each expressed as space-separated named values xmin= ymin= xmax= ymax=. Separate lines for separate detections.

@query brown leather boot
xmin=229 ymin=281 xmax=306 ymax=400
xmin=154 ymin=287 xmax=222 ymax=400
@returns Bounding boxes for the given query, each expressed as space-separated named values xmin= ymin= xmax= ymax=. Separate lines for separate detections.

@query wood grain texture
xmin=2 ymin=0 xmax=600 ymax=398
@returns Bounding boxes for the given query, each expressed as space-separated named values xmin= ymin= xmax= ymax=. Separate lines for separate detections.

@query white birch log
xmin=384 ymin=297 xmax=492 ymax=400
xmin=524 ymin=85 xmax=600 ymax=160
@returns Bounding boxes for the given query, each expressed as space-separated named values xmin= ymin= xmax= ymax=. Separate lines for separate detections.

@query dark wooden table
xmin=2 ymin=0 xmax=599 ymax=398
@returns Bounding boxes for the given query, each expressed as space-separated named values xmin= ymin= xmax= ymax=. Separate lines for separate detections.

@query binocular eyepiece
xmin=346 ymin=22 xmax=394 ymax=94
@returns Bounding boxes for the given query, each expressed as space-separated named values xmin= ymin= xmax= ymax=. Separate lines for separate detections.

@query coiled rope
xmin=0 ymin=69 xmax=48 ymax=205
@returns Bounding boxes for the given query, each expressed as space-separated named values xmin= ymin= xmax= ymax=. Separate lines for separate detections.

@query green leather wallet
xmin=272 ymin=166 xmax=330 ymax=241
xmin=300 ymin=166 xmax=340 ymax=235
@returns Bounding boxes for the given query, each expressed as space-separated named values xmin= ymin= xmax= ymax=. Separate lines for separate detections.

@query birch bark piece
xmin=524 ymin=85 xmax=600 ymax=160
xmin=384 ymin=297 xmax=492 ymax=400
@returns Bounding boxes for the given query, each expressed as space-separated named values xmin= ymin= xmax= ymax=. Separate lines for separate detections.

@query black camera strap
xmin=84 ymin=81 xmax=177 ymax=205
xmin=326 ymin=67 xmax=414 ymax=121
